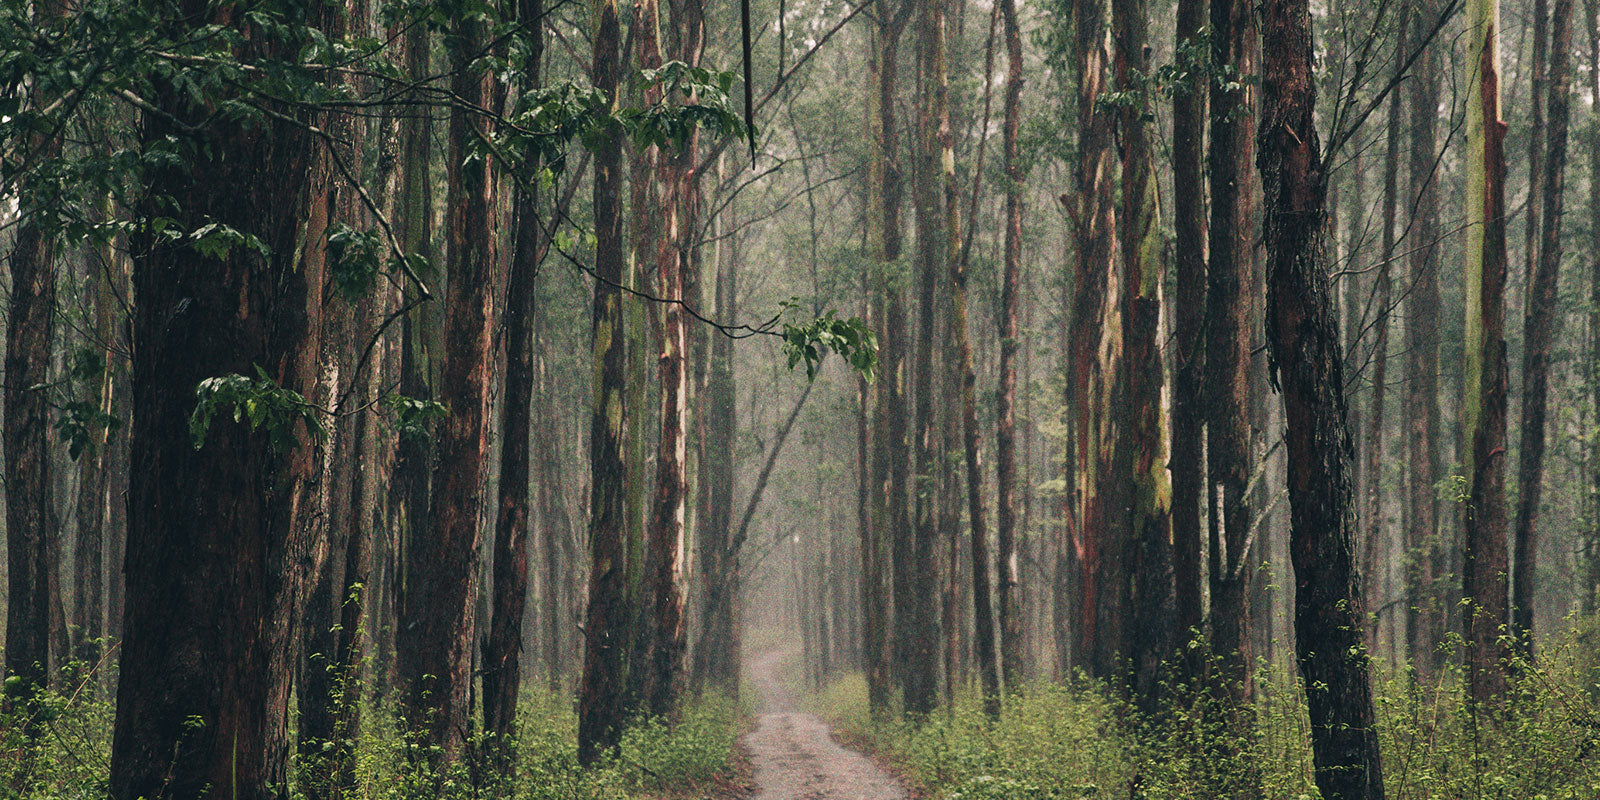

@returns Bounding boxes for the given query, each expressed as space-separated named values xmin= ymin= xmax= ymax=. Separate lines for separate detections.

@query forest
xmin=0 ymin=0 xmax=1598 ymax=797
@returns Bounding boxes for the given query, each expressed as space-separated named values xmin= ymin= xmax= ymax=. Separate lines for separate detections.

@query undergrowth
xmin=0 ymin=654 xmax=741 ymax=800
xmin=814 ymin=623 xmax=1600 ymax=800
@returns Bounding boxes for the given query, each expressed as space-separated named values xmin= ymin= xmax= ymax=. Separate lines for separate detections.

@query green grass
xmin=0 ymin=663 xmax=742 ymax=800
xmin=813 ymin=623 xmax=1600 ymax=800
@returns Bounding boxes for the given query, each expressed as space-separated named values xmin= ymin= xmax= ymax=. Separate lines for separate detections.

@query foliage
xmin=188 ymin=366 xmax=323 ymax=452
xmin=379 ymin=393 xmax=450 ymax=442
xmin=813 ymin=624 xmax=1600 ymax=800
xmin=779 ymin=300 xmax=878 ymax=381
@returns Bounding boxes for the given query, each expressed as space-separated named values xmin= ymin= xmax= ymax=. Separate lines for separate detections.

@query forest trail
xmin=743 ymin=650 xmax=909 ymax=800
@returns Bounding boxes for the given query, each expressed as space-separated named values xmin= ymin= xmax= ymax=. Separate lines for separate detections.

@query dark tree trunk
xmin=110 ymin=8 xmax=332 ymax=797
xmin=482 ymin=0 xmax=545 ymax=760
xmin=396 ymin=10 xmax=499 ymax=764
xmin=1207 ymin=0 xmax=1259 ymax=715
xmin=1512 ymin=0 xmax=1574 ymax=664
xmin=1114 ymin=0 xmax=1174 ymax=713
xmin=1462 ymin=0 xmax=1512 ymax=705
xmin=1170 ymin=0 xmax=1208 ymax=681
xmin=578 ymin=0 xmax=630 ymax=764
xmin=1257 ymin=0 xmax=1385 ymax=795
xmin=994 ymin=0 xmax=1026 ymax=694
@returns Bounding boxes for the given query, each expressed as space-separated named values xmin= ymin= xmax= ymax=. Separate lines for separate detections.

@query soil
xmin=741 ymin=650 xmax=910 ymax=800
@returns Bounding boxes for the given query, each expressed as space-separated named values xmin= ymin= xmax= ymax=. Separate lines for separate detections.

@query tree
xmin=578 ymin=0 xmax=631 ymax=763
xmin=1512 ymin=0 xmax=1575 ymax=663
xmin=1169 ymin=0 xmax=1208 ymax=681
xmin=1206 ymin=0 xmax=1260 ymax=715
xmin=110 ymin=5 xmax=333 ymax=796
xmin=1403 ymin=0 xmax=1447 ymax=679
xmin=1113 ymin=0 xmax=1174 ymax=712
xmin=482 ymin=0 xmax=546 ymax=762
xmin=1462 ymin=0 xmax=1512 ymax=704
xmin=994 ymin=0 xmax=1027 ymax=693
xmin=1258 ymin=0 xmax=1386 ymax=796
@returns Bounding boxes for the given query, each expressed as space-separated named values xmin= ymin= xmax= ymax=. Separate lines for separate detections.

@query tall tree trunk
xmin=1170 ymin=0 xmax=1208 ymax=681
xmin=1066 ymin=0 xmax=1124 ymax=684
xmin=1257 ymin=0 xmax=1385 ymax=795
xmin=1586 ymin=0 xmax=1600 ymax=624
xmin=1207 ymin=0 xmax=1259 ymax=713
xmin=1462 ymin=0 xmax=1512 ymax=704
xmin=994 ymin=0 xmax=1026 ymax=694
xmin=4 ymin=0 xmax=61 ymax=728
xmin=578 ymin=0 xmax=630 ymax=763
xmin=397 ymin=10 xmax=499 ymax=764
xmin=1512 ymin=0 xmax=1574 ymax=664
xmin=1362 ymin=15 xmax=1404 ymax=650
xmin=1404 ymin=0 xmax=1446 ymax=679
xmin=482 ymin=0 xmax=545 ymax=760
xmin=1114 ymin=0 xmax=1174 ymax=713
xmin=110 ymin=8 xmax=332 ymax=797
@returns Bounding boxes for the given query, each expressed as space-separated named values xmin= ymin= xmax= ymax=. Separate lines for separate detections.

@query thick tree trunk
xmin=1257 ymin=0 xmax=1385 ymax=795
xmin=1170 ymin=0 xmax=1208 ymax=680
xmin=1114 ymin=0 xmax=1174 ymax=713
xmin=396 ymin=11 xmax=499 ymax=764
xmin=578 ymin=0 xmax=631 ymax=763
xmin=1512 ymin=0 xmax=1574 ymax=664
xmin=1462 ymin=0 xmax=1512 ymax=704
xmin=994 ymin=0 xmax=1026 ymax=694
xmin=110 ymin=9 xmax=332 ymax=797
xmin=1067 ymin=0 xmax=1126 ymax=684
xmin=1587 ymin=0 xmax=1600 ymax=621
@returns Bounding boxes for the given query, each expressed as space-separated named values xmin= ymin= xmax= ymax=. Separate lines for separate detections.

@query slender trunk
xmin=994 ymin=0 xmax=1026 ymax=694
xmin=1170 ymin=0 xmax=1208 ymax=679
xmin=578 ymin=0 xmax=630 ymax=762
xmin=1404 ymin=0 xmax=1446 ymax=678
xmin=1257 ymin=0 xmax=1385 ymax=795
xmin=482 ymin=0 xmax=545 ymax=758
xmin=111 ymin=8 xmax=332 ymax=795
xmin=1462 ymin=0 xmax=1512 ymax=704
xmin=1512 ymin=0 xmax=1574 ymax=664
xmin=1362 ymin=16 xmax=1404 ymax=650
xmin=1207 ymin=0 xmax=1258 ymax=711
xmin=1586 ymin=0 xmax=1600 ymax=622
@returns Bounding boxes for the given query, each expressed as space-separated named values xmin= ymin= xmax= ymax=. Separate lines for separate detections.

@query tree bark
xmin=1512 ymin=0 xmax=1574 ymax=664
xmin=396 ymin=10 xmax=499 ymax=764
xmin=994 ymin=0 xmax=1026 ymax=694
xmin=1170 ymin=0 xmax=1208 ymax=681
xmin=1462 ymin=0 xmax=1512 ymax=704
xmin=1403 ymin=0 xmax=1446 ymax=679
xmin=578 ymin=0 xmax=631 ymax=763
xmin=110 ymin=8 xmax=332 ymax=797
xmin=1257 ymin=0 xmax=1385 ymax=795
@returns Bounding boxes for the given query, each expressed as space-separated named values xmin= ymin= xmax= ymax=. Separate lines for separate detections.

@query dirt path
xmin=742 ymin=651 xmax=909 ymax=800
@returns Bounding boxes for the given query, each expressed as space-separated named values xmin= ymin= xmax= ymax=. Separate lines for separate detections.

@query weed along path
xmin=743 ymin=650 xmax=909 ymax=800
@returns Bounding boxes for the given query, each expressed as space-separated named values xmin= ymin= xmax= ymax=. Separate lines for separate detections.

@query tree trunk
xmin=482 ymin=0 xmax=544 ymax=760
xmin=1462 ymin=0 xmax=1512 ymax=705
xmin=1257 ymin=0 xmax=1385 ymax=795
xmin=1512 ymin=0 xmax=1574 ymax=664
xmin=396 ymin=10 xmax=499 ymax=764
xmin=1403 ymin=0 xmax=1446 ymax=679
xmin=1586 ymin=0 xmax=1600 ymax=623
xmin=578 ymin=0 xmax=631 ymax=763
xmin=1114 ymin=0 xmax=1174 ymax=713
xmin=994 ymin=0 xmax=1026 ymax=695
xmin=1207 ymin=0 xmax=1259 ymax=713
xmin=1067 ymin=0 xmax=1125 ymax=684
xmin=110 ymin=8 xmax=332 ymax=796
xmin=1170 ymin=0 xmax=1208 ymax=681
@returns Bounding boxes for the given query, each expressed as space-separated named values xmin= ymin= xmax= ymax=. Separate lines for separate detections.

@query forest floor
xmin=742 ymin=650 xmax=910 ymax=800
